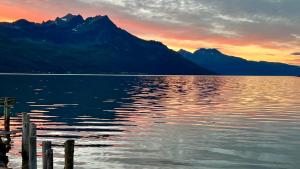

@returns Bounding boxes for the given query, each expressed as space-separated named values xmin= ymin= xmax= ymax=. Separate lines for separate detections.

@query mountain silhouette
xmin=179 ymin=48 xmax=300 ymax=76
xmin=0 ymin=14 xmax=213 ymax=75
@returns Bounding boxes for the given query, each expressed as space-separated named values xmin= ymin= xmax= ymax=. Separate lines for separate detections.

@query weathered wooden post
xmin=46 ymin=149 xmax=53 ymax=169
xmin=1 ymin=98 xmax=16 ymax=140
xmin=42 ymin=141 xmax=52 ymax=169
xmin=0 ymin=97 xmax=16 ymax=168
xmin=64 ymin=140 xmax=75 ymax=169
xmin=3 ymin=98 xmax=10 ymax=133
xmin=22 ymin=112 xmax=30 ymax=169
xmin=29 ymin=123 xmax=37 ymax=169
xmin=0 ymin=137 xmax=8 ymax=167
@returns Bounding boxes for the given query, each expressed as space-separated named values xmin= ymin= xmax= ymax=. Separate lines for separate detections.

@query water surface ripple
xmin=0 ymin=75 xmax=299 ymax=169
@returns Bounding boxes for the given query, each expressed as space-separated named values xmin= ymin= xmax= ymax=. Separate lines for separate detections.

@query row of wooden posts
xmin=21 ymin=112 xmax=75 ymax=169
xmin=1 ymin=98 xmax=76 ymax=168
xmin=2 ymin=97 xmax=16 ymax=142
xmin=0 ymin=98 xmax=16 ymax=167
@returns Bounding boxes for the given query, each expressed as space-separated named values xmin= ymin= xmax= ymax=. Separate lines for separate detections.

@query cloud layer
xmin=74 ymin=0 xmax=300 ymax=46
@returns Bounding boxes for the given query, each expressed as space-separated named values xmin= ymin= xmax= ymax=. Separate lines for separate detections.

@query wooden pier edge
xmin=0 ymin=97 xmax=17 ymax=168
xmin=1 ymin=98 xmax=75 ymax=169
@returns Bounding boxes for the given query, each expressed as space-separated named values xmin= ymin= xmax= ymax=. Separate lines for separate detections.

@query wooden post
xmin=1 ymin=98 xmax=16 ymax=133
xmin=3 ymin=98 xmax=11 ymax=141
xmin=22 ymin=113 xmax=30 ymax=169
xmin=4 ymin=107 xmax=10 ymax=131
xmin=46 ymin=149 xmax=53 ymax=169
xmin=64 ymin=140 xmax=75 ymax=169
xmin=0 ymin=137 xmax=8 ymax=167
xmin=42 ymin=141 xmax=52 ymax=169
xmin=3 ymin=98 xmax=10 ymax=131
xmin=29 ymin=123 xmax=37 ymax=169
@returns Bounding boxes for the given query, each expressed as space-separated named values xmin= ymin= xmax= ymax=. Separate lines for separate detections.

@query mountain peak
xmin=55 ymin=13 xmax=84 ymax=23
xmin=13 ymin=19 xmax=32 ymax=25
xmin=63 ymin=13 xmax=77 ymax=18
xmin=12 ymin=19 xmax=36 ymax=28
xmin=61 ymin=13 xmax=83 ymax=21
xmin=194 ymin=48 xmax=222 ymax=55
xmin=178 ymin=49 xmax=191 ymax=53
xmin=85 ymin=15 xmax=116 ymax=28
xmin=178 ymin=49 xmax=193 ymax=55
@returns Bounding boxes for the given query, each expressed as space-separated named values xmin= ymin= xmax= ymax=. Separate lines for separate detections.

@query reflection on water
xmin=0 ymin=75 xmax=300 ymax=169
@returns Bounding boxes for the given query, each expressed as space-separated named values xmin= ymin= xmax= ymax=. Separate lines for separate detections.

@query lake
xmin=1 ymin=75 xmax=300 ymax=169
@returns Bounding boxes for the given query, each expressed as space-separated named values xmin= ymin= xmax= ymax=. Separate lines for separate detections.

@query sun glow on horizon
xmin=0 ymin=17 xmax=14 ymax=23
xmin=138 ymin=34 xmax=300 ymax=66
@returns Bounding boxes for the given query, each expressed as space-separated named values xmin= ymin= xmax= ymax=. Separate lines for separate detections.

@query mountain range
xmin=179 ymin=49 xmax=300 ymax=76
xmin=0 ymin=14 xmax=299 ymax=75
xmin=0 ymin=14 xmax=212 ymax=75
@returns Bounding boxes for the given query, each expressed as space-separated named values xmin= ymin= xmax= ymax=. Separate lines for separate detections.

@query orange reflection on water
xmin=114 ymin=76 xmax=300 ymax=133
xmin=114 ymin=76 xmax=224 ymax=129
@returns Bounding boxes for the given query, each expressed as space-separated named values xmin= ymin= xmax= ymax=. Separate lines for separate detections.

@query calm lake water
xmin=0 ymin=75 xmax=300 ymax=169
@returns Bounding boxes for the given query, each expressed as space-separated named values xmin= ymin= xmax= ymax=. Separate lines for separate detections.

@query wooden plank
xmin=0 ymin=131 xmax=16 ymax=135
xmin=0 ymin=98 xmax=16 ymax=106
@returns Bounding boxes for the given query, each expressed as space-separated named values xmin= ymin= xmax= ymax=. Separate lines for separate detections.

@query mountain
xmin=0 ymin=14 xmax=213 ymax=75
xmin=179 ymin=48 xmax=300 ymax=76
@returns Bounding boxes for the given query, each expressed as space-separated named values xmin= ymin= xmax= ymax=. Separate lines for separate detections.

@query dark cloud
xmin=291 ymin=52 xmax=300 ymax=56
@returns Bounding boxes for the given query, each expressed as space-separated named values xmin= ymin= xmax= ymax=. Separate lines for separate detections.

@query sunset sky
xmin=1 ymin=0 xmax=300 ymax=65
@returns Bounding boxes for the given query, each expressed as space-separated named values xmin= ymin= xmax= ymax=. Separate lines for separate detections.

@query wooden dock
xmin=0 ymin=97 xmax=16 ymax=168
xmin=0 ymin=97 xmax=75 ymax=169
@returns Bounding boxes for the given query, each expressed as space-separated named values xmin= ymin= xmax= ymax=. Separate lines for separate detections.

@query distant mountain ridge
xmin=0 ymin=14 xmax=213 ymax=75
xmin=179 ymin=48 xmax=300 ymax=76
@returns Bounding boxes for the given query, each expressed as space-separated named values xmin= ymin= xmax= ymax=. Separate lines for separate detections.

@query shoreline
xmin=0 ymin=73 xmax=296 ymax=77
